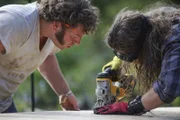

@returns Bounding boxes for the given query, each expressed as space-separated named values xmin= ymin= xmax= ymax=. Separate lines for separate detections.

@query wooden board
xmin=0 ymin=107 xmax=179 ymax=120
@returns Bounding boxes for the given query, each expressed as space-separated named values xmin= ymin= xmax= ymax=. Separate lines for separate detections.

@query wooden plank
xmin=0 ymin=107 xmax=179 ymax=120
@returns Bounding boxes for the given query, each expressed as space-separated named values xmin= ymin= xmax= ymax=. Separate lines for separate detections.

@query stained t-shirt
xmin=0 ymin=2 xmax=59 ymax=112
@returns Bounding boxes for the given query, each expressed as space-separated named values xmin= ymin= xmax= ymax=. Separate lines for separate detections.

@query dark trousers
xmin=2 ymin=101 xmax=17 ymax=113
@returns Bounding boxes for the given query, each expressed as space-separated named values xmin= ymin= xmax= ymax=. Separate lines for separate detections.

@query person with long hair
xmin=95 ymin=3 xmax=180 ymax=115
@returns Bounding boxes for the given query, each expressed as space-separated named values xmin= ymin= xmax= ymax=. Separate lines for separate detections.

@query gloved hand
xmin=59 ymin=90 xmax=80 ymax=111
xmin=94 ymin=96 xmax=146 ymax=115
xmin=102 ymin=56 xmax=122 ymax=71
xmin=95 ymin=102 xmax=129 ymax=115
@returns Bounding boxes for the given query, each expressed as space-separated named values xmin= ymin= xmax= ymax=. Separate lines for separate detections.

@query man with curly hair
xmin=0 ymin=0 xmax=99 ymax=113
xmin=95 ymin=5 xmax=180 ymax=115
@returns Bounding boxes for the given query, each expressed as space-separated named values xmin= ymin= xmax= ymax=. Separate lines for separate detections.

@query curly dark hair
xmin=38 ymin=0 xmax=99 ymax=34
xmin=105 ymin=5 xmax=180 ymax=93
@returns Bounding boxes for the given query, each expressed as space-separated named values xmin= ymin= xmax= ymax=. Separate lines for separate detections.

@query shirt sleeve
xmin=0 ymin=11 xmax=29 ymax=55
xmin=153 ymin=24 xmax=180 ymax=103
xmin=50 ymin=45 xmax=60 ymax=55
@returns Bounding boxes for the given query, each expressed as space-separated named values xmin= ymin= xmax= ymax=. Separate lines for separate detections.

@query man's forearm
xmin=141 ymin=88 xmax=164 ymax=111
xmin=38 ymin=54 xmax=70 ymax=96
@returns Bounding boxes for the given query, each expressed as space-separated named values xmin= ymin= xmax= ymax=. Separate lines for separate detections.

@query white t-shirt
xmin=0 ymin=2 xmax=60 ymax=112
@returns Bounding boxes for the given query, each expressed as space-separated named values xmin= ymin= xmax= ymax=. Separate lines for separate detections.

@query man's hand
xmin=102 ymin=56 xmax=122 ymax=71
xmin=59 ymin=91 xmax=80 ymax=110
xmin=95 ymin=102 xmax=129 ymax=114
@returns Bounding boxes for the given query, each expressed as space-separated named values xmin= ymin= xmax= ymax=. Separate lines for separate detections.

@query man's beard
xmin=55 ymin=25 xmax=66 ymax=45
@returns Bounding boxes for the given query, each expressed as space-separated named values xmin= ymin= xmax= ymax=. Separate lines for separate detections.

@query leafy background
xmin=0 ymin=0 xmax=180 ymax=112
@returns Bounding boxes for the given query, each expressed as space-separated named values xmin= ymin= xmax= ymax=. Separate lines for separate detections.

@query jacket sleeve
xmin=153 ymin=24 xmax=180 ymax=103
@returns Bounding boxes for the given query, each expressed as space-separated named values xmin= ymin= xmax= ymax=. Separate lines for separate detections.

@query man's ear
xmin=52 ymin=21 xmax=62 ymax=31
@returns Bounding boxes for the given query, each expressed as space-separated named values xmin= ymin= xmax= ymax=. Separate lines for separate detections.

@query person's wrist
xmin=59 ymin=90 xmax=72 ymax=105
xmin=127 ymin=96 xmax=147 ymax=115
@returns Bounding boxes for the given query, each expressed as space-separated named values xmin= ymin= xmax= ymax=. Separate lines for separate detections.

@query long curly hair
xmin=105 ymin=4 xmax=180 ymax=93
xmin=38 ymin=0 xmax=99 ymax=34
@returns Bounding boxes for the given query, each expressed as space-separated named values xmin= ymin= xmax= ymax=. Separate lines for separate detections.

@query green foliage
xmin=0 ymin=0 xmax=180 ymax=112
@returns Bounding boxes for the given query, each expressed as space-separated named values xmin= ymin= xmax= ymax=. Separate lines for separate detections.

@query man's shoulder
xmin=0 ymin=2 xmax=38 ymax=20
xmin=0 ymin=2 xmax=39 ymax=33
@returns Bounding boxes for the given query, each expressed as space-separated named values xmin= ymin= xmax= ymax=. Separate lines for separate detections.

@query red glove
xmin=94 ymin=96 xmax=146 ymax=115
xmin=95 ymin=102 xmax=129 ymax=114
